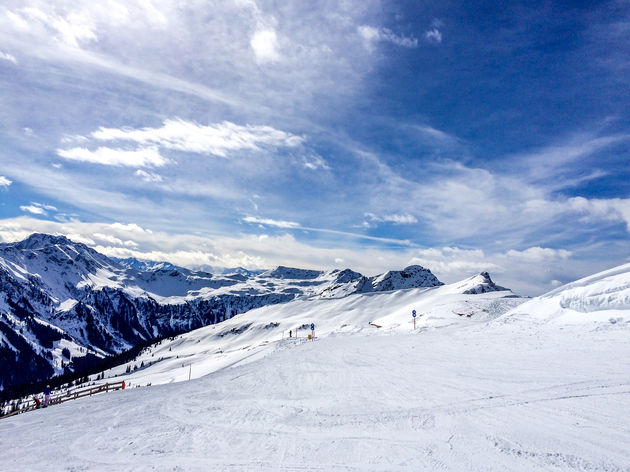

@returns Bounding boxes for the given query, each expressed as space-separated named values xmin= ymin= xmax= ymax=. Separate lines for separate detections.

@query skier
xmin=289 ymin=329 xmax=292 ymax=338
xmin=43 ymin=385 xmax=51 ymax=407
xmin=34 ymin=397 xmax=41 ymax=409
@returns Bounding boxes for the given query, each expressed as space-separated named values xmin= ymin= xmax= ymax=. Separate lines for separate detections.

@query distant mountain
xmin=113 ymin=257 xmax=183 ymax=272
xmin=0 ymin=234 xmax=452 ymax=392
xmin=452 ymin=272 xmax=509 ymax=295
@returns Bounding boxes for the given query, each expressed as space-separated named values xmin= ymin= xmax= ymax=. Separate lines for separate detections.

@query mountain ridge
xmin=0 ymin=233 xmax=500 ymax=391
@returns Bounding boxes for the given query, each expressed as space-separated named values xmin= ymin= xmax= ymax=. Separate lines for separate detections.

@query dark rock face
xmin=369 ymin=265 xmax=444 ymax=292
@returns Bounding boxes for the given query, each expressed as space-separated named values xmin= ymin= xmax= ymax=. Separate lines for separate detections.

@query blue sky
xmin=0 ymin=0 xmax=629 ymax=295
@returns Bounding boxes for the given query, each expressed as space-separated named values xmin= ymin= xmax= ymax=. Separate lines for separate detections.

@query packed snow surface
xmin=2 ymin=265 xmax=630 ymax=471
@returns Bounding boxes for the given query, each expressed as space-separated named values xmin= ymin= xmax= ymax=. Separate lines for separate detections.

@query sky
xmin=0 ymin=0 xmax=629 ymax=295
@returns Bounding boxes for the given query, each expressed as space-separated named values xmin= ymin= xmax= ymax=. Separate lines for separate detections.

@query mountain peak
xmin=263 ymin=266 xmax=323 ymax=280
xmin=12 ymin=233 xmax=76 ymax=250
xmin=371 ymin=265 xmax=443 ymax=291
xmin=457 ymin=271 xmax=508 ymax=294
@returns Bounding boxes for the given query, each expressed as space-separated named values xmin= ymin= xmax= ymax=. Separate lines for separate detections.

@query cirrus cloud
xmin=56 ymin=146 xmax=167 ymax=168
xmin=87 ymin=119 xmax=304 ymax=158
xmin=358 ymin=25 xmax=419 ymax=49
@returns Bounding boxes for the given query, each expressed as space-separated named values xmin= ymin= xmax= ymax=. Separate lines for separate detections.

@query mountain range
xmin=0 ymin=233 xmax=477 ymax=391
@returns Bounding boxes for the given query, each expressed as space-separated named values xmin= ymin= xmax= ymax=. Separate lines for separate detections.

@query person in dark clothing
xmin=43 ymin=385 xmax=51 ymax=407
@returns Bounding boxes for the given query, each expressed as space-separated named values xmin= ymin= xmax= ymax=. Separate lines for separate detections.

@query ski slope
xmin=2 ymin=268 xmax=630 ymax=471
xmin=84 ymin=273 xmax=523 ymax=388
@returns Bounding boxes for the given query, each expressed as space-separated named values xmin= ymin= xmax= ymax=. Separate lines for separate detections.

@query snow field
xmin=2 ymin=321 xmax=630 ymax=471
xmin=3 ymin=264 xmax=630 ymax=470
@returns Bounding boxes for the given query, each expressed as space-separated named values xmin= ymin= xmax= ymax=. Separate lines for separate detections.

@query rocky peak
xmin=370 ymin=265 xmax=443 ymax=292
xmin=263 ymin=266 xmax=323 ymax=280
xmin=9 ymin=233 xmax=76 ymax=251
xmin=457 ymin=272 xmax=508 ymax=294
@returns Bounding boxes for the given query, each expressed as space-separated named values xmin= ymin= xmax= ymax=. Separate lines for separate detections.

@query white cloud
xmin=243 ymin=216 xmax=300 ymax=229
xmin=110 ymin=222 xmax=151 ymax=233
xmin=302 ymin=153 xmax=330 ymax=171
xmin=94 ymin=233 xmax=124 ymax=245
xmin=56 ymin=146 xmax=168 ymax=167
xmin=89 ymin=119 xmax=303 ymax=158
xmin=364 ymin=213 xmax=418 ymax=226
xmin=64 ymin=232 xmax=95 ymax=245
xmin=0 ymin=51 xmax=17 ymax=64
xmin=568 ymin=196 xmax=630 ymax=231
xmin=415 ymin=125 xmax=455 ymax=141
xmin=510 ymin=133 xmax=630 ymax=184
xmin=0 ymin=176 xmax=12 ymax=188
xmin=135 ymin=169 xmax=163 ymax=182
xmin=506 ymin=247 xmax=572 ymax=262
xmin=359 ymin=132 xmax=630 ymax=244
xmin=358 ymin=25 xmax=418 ymax=49
xmin=424 ymin=28 xmax=442 ymax=44
xmin=19 ymin=202 xmax=57 ymax=216
xmin=250 ymin=28 xmax=281 ymax=63
xmin=13 ymin=7 xmax=97 ymax=48
xmin=20 ymin=205 xmax=47 ymax=215
xmin=409 ymin=247 xmax=497 ymax=277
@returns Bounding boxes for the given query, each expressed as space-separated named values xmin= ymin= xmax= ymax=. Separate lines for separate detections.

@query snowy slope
xmin=77 ymin=277 xmax=524 ymax=390
xmin=499 ymin=262 xmax=630 ymax=325
xmin=2 ymin=267 xmax=630 ymax=471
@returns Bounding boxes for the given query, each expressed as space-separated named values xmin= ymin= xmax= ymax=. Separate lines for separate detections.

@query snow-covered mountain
xmin=4 ymin=263 xmax=629 ymax=470
xmin=113 ymin=257 xmax=183 ymax=272
xmin=84 ymin=273 xmax=523 ymax=389
xmin=499 ymin=262 xmax=630 ymax=324
xmin=0 ymin=233 xmax=449 ymax=391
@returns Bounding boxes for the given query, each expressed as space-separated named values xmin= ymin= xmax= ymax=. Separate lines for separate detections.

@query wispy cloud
xmin=88 ymin=119 xmax=304 ymax=158
xmin=509 ymin=132 xmax=630 ymax=185
xmin=243 ymin=215 xmax=413 ymax=246
xmin=505 ymin=246 xmax=572 ymax=262
xmin=364 ymin=213 xmax=418 ymax=226
xmin=424 ymin=20 xmax=443 ymax=44
xmin=242 ymin=216 xmax=300 ymax=229
xmin=358 ymin=25 xmax=419 ymax=49
xmin=19 ymin=202 xmax=57 ymax=216
xmin=135 ymin=169 xmax=163 ymax=183
xmin=57 ymin=146 xmax=168 ymax=168
xmin=568 ymin=196 xmax=630 ymax=231
xmin=302 ymin=152 xmax=330 ymax=171
xmin=0 ymin=51 xmax=17 ymax=64
xmin=9 ymin=7 xmax=97 ymax=48
xmin=0 ymin=176 xmax=12 ymax=188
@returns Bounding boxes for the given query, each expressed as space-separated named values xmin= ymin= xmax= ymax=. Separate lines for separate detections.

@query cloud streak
xmin=88 ymin=119 xmax=304 ymax=158
xmin=358 ymin=25 xmax=419 ymax=49
xmin=57 ymin=146 xmax=168 ymax=167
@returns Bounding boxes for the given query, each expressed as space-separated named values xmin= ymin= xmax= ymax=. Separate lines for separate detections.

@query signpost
xmin=412 ymin=310 xmax=417 ymax=329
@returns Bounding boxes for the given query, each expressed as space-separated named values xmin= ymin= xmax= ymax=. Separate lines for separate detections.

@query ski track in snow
xmin=2 ymin=321 xmax=630 ymax=472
